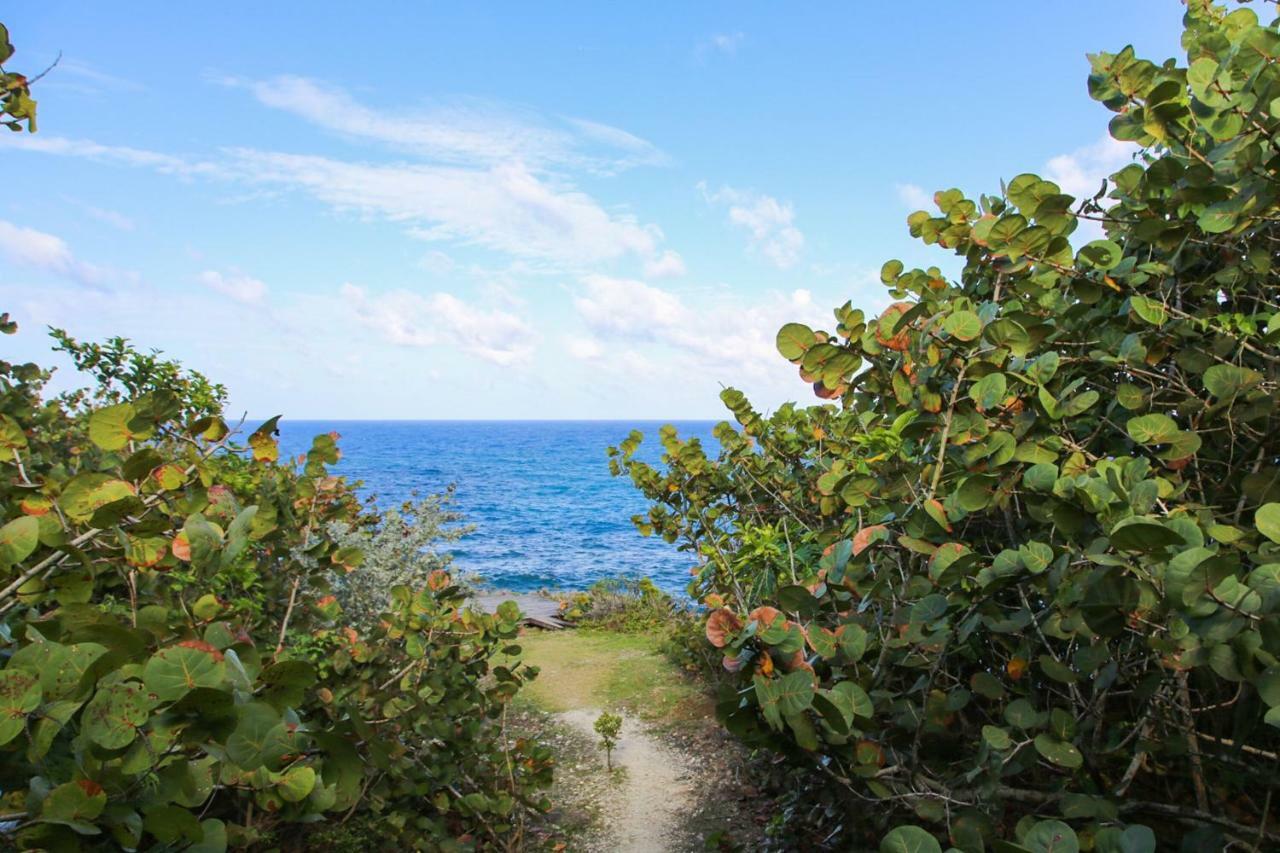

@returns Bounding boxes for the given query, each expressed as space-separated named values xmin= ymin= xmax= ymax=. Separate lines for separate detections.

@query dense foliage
xmin=328 ymin=490 xmax=471 ymax=628
xmin=0 ymin=320 xmax=552 ymax=851
xmin=613 ymin=3 xmax=1280 ymax=850
xmin=557 ymin=577 xmax=676 ymax=630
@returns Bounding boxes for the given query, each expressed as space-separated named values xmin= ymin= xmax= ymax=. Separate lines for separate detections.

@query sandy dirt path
xmin=556 ymin=708 xmax=697 ymax=852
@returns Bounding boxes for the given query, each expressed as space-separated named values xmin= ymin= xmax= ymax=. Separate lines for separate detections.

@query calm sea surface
xmin=274 ymin=421 xmax=719 ymax=594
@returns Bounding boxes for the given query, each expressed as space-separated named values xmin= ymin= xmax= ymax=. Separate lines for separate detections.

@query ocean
xmin=274 ymin=420 xmax=719 ymax=594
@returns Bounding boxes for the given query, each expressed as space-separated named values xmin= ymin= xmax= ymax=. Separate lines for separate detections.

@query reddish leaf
xmin=171 ymin=532 xmax=191 ymax=562
xmin=748 ymin=606 xmax=782 ymax=628
xmin=178 ymin=639 xmax=224 ymax=662
xmin=874 ymin=302 xmax=915 ymax=351
xmin=852 ymin=524 xmax=888 ymax=556
xmin=76 ymin=779 xmax=104 ymax=797
xmin=705 ymin=608 xmax=744 ymax=648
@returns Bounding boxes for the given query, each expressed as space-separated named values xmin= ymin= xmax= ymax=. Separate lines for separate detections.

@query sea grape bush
xmin=0 ymin=23 xmax=37 ymax=132
xmin=612 ymin=2 xmax=1280 ymax=849
xmin=0 ymin=322 xmax=551 ymax=851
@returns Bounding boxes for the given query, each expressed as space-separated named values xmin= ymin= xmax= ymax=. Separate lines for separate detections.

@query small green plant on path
xmin=593 ymin=711 xmax=623 ymax=770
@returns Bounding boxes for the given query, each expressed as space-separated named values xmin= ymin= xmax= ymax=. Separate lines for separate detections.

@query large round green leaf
xmin=1257 ymin=503 xmax=1280 ymax=544
xmin=0 ymin=668 xmax=41 ymax=745
xmin=1203 ymin=363 xmax=1261 ymax=399
xmin=277 ymin=766 xmax=317 ymax=802
xmin=41 ymin=780 xmax=107 ymax=823
xmin=1077 ymin=239 xmax=1122 ymax=269
xmin=143 ymin=643 xmax=227 ymax=702
xmin=982 ymin=725 xmax=1011 ymax=749
xmin=82 ymin=681 xmax=153 ymax=749
xmin=59 ymin=474 xmax=137 ymax=524
xmin=943 ymin=310 xmax=982 ymax=342
xmin=1128 ymin=295 xmax=1166 ymax=325
xmin=0 ymin=515 xmax=39 ymax=567
xmin=188 ymin=819 xmax=228 ymax=853
xmin=1125 ymin=413 xmax=1179 ymax=445
xmin=880 ymin=825 xmax=942 ymax=853
xmin=776 ymin=323 xmax=816 ymax=360
xmin=1024 ymin=820 xmax=1080 ymax=853
xmin=969 ymin=373 xmax=1007 ymax=410
xmin=88 ymin=403 xmax=145 ymax=451
xmin=226 ymin=702 xmax=303 ymax=771
xmin=1109 ymin=518 xmax=1185 ymax=552
xmin=957 ymin=474 xmax=998 ymax=511
xmin=1034 ymin=733 xmax=1083 ymax=769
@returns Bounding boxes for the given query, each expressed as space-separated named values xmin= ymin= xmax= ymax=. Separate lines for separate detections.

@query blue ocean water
xmin=274 ymin=421 xmax=719 ymax=594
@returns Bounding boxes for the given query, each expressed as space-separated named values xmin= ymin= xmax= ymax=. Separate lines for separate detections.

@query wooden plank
xmin=470 ymin=592 xmax=569 ymax=630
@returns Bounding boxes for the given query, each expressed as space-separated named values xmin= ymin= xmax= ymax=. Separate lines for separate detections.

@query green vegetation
xmin=329 ymin=489 xmax=471 ymax=627
xmin=513 ymin=629 xmax=709 ymax=725
xmin=0 ymin=322 xmax=551 ymax=849
xmin=0 ymin=23 xmax=38 ymax=132
xmin=593 ymin=712 xmax=622 ymax=770
xmin=613 ymin=2 xmax=1280 ymax=849
xmin=557 ymin=576 xmax=676 ymax=630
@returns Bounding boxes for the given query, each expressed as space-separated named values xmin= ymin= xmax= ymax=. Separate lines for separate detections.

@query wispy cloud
xmin=199 ymin=269 xmax=267 ymax=305
xmin=218 ymin=75 xmax=666 ymax=175
xmin=0 ymin=219 xmax=126 ymax=288
xmin=43 ymin=59 xmax=145 ymax=96
xmin=6 ymin=134 xmax=671 ymax=268
xmin=697 ymin=32 xmax=746 ymax=60
xmin=341 ymin=283 xmax=538 ymax=366
xmin=229 ymin=149 xmax=661 ymax=266
xmin=3 ymin=134 xmax=217 ymax=178
xmin=699 ymin=183 xmax=804 ymax=269
xmin=642 ymin=249 xmax=686 ymax=278
xmin=63 ymin=197 xmax=136 ymax=231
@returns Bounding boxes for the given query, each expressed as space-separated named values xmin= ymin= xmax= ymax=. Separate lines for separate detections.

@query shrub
xmin=328 ymin=489 xmax=472 ymax=627
xmin=613 ymin=3 xmax=1280 ymax=849
xmin=0 ymin=322 xmax=552 ymax=850
xmin=558 ymin=576 xmax=677 ymax=631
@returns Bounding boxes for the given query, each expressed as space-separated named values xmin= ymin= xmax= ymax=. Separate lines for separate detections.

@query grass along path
xmin=510 ymin=630 xmax=758 ymax=852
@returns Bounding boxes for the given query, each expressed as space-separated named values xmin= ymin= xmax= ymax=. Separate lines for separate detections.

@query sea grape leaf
xmin=143 ymin=643 xmax=227 ymax=702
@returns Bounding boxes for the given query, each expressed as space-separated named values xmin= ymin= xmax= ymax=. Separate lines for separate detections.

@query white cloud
xmin=80 ymin=204 xmax=136 ymax=231
xmin=222 ymin=75 xmax=665 ymax=174
xmin=229 ymin=149 xmax=661 ymax=266
xmin=698 ymin=32 xmax=745 ymax=58
xmin=700 ymin=183 xmax=804 ymax=269
xmin=1 ymin=134 xmax=216 ymax=177
xmin=571 ymin=275 xmax=827 ymax=381
xmin=1045 ymin=135 xmax=1138 ymax=197
xmin=642 ymin=249 xmax=687 ymax=279
xmin=59 ymin=196 xmax=137 ymax=232
xmin=8 ymin=134 xmax=671 ymax=270
xmin=46 ymin=59 xmax=144 ymax=95
xmin=341 ymin=283 xmax=537 ymax=366
xmin=895 ymin=182 xmax=932 ymax=210
xmin=0 ymin=219 xmax=118 ymax=288
xmin=199 ymin=270 xmax=267 ymax=305
xmin=564 ymin=336 xmax=604 ymax=360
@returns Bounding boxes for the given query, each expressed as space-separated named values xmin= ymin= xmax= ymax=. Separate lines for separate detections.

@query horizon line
xmin=255 ymin=417 xmax=729 ymax=423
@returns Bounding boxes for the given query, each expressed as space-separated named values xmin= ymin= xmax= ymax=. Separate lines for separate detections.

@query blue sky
xmin=1 ymin=2 xmax=1183 ymax=419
